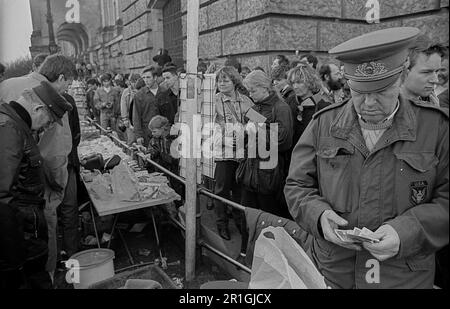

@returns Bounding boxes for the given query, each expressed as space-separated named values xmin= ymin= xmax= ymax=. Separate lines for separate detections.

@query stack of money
xmin=334 ymin=227 xmax=380 ymax=244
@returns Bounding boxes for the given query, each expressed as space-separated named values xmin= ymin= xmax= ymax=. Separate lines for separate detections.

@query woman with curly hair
xmin=287 ymin=64 xmax=330 ymax=145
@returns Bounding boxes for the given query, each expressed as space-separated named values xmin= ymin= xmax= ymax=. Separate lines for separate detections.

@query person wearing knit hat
xmin=285 ymin=27 xmax=449 ymax=289
xmin=243 ymin=70 xmax=273 ymax=101
xmin=240 ymin=69 xmax=293 ymax=220
xmin=153 ymin=48 xmax=172 ymax=68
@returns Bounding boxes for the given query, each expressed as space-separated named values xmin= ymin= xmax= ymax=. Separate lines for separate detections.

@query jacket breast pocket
xmin=394 ymin=151 xmax=438 ymax=212
xmin=317 ymin=141 xmax=355 ymax=213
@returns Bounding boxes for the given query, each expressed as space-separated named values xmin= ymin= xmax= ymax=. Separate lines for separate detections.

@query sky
xmin=0 ymin=0 xmax=33 ymax=65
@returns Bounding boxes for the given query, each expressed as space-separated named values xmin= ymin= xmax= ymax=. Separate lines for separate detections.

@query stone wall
xmin=120 ymin=0 xmax=165 ymax=73
xmin=29 ymin=0 xmax=449 ymax=74
xmin=180 ymin=0 xmax=449 ymax=72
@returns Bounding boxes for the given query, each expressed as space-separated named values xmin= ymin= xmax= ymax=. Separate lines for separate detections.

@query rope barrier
xmin=85 ymin=117 xmax=247 ymax=212
xmin=84 ymin=117 xmax=251 ymax=275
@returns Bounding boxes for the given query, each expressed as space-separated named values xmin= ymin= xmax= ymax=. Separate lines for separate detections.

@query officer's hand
xmin=137 ymin=138 xmax=145 ymax=145
xmin=363 ymin=225 xmax=400 ymax=261
xmin=320 ymin=210 xmax=362 ymax=251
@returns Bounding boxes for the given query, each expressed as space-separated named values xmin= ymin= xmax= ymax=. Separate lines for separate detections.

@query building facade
xmin=30 ymin=0 xmax=449 ymax=74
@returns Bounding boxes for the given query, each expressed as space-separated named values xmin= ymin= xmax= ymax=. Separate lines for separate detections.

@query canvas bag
xmin=249 ymin=226 xmax=327 ymax=289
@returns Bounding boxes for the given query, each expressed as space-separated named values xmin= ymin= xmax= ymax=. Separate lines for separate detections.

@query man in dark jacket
xmin=161 ymin=63 xmax=180 ymax=124
xmin=0 ymin=81 xmax=73 ymax=288
xmin=134 ymin=66 xmax=164 ymax=146
xmin=58 ymin=93 xmax=81 ymax=261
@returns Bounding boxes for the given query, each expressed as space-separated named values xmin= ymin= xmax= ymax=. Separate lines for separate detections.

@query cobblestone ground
xmin=54 ymin=208 xmax=232 ymax=289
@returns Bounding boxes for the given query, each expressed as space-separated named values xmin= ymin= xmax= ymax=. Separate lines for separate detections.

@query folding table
xmin=82 ymin=179 xmax=180 ymax=268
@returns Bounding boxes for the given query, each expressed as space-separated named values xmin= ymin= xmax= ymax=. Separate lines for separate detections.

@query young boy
xmin=146 ymin=115 xmax=184 ymax=207
xmin=146 ymin=116 xmax=175 ymax=168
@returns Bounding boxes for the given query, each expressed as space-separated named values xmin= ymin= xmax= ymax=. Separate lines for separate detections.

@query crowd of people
xmin=0 ymin=26 xmax=448 ymax=289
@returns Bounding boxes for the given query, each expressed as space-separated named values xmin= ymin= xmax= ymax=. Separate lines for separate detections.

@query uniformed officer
xmin=285 ymin=27 xmax=449 ymax=289
xmin=0 ymin=81 xmax=72 ymax=288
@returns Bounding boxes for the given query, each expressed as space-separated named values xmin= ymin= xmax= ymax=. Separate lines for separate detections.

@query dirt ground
xmin=54 ymin=206 xmax=233 ymax=289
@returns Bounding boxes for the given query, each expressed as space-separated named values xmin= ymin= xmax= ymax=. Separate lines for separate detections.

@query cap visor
xmin=348 ymin=73 xmax=401 ymax=94
xmin=51 ymin=112 xmax=63 ymax=126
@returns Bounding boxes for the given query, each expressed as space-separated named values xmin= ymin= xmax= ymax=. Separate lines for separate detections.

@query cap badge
xmin=355 ymin=62 xmax=388 ymax=77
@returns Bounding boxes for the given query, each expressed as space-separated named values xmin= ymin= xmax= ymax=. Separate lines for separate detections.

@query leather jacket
xmin=0 ymin=102 xmax=48 ymax=270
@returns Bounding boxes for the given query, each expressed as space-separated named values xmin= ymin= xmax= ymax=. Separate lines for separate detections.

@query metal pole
xmin=185 ymin=0 xmax=200 ymax=283
xmin=198 ymin=188 xmax=246 ymax=211
xmin=46 ymin=0 xmax=58 ymax=54
xmin=200 ymin=241 xmax=252 ymax=274
xmin=167 ymin=217 xmax=251 ymax=274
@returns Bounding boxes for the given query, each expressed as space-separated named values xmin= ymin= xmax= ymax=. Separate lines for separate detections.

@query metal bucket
xmin=70 ymin=249 xmax=115 ymax=289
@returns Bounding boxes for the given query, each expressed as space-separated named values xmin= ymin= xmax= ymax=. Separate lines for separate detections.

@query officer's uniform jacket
xmin=284 ymin=95 xmax=449 ymax=289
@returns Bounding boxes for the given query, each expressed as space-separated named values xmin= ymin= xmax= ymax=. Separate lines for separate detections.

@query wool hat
xmin=244 ymin=70 xmax=272 ymax=90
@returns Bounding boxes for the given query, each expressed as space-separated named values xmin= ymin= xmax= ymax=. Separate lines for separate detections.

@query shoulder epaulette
xmin=313 ymin=98 xmax=349 ymax=120
xmin=411 ymin=100 xmax=449 ymax=119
